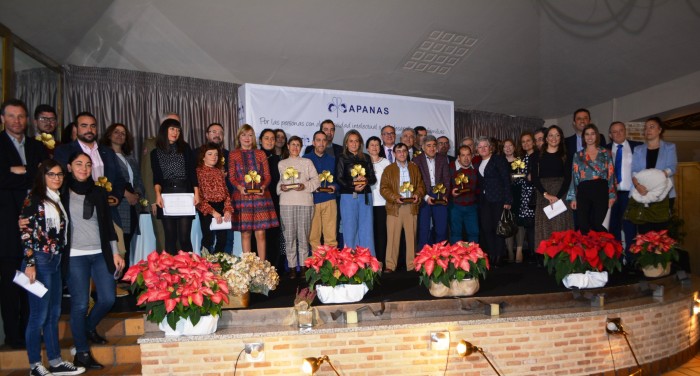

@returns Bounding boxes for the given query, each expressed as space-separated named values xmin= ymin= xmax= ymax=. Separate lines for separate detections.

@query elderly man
xmin=413 ymin=135 xmax=451 ymax=249
xmin=379 ymin=125 xmax=397 ymax=162
xmin=0 ymin=99 xmax=48 ymax=349
xmin=400 ymin=128 xmax=417 ymax=159
xmin=437 ymin=135 xmax=456 ymax=164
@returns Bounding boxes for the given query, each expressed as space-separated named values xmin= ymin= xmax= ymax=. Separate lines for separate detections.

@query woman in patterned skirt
xmin=229 ymin=124 xmax=280 ymax=261
xmin=516 ymin=131 xmax=536 ymax=262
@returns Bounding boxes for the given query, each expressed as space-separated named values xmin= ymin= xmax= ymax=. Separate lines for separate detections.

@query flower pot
xmin=428 ymin=278 xmax=480 ymax=297
xmin=316 ymin=283 xmax=369 ymax=304
xmin=642 ymin=263 xmax=671 ymax=278
xmin=295 ymin=309 xmax=314 ymax=329
xmin=562 ymin=271 xmax=608 ymax=289
xmin=223 ymin=292 xmax=250 ymax=309
xmin=159 ymin=315 xmax=219 ymax=336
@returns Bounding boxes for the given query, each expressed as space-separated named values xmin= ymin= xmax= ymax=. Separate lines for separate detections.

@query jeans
xmin=449 ymin=204 xmax=479 ymax=244
xmin=340 ymin=194 xmax=375 ymax=256
xmin=68 ymin=253 xmax=116 ymax=353
xmin=23 ymin=252 xmax=62 ymax=365
xmin=417 ymin=195 xmax=448 ymax=250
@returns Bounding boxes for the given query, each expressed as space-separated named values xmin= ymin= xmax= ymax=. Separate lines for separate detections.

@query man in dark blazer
xmin=0 ymin=99 xmax=48 ymax=348
xmin=303 ymin=119 xmax=343 ymax=157
xmin=607 ymin=121 xmax=643 ymax=266
xmin=565 ymin=108 xmax=607 ymax=163
xmin=475 ymin=137 xmax=512 ymax=266
xmin=413 ymin=135 xmax=452 ymax=250
xmin=54 ymin=111 xmax=126 ymax=226
xmin=378 ymin=125 xmax=396 ymax=162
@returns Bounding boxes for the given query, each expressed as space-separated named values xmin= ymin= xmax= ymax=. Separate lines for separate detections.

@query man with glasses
xmin=437 ymin=135 xmax=456 ymax=164
xmin=379 ymin=125 xmax=397 ymax=163
xmin=0 ymin=99 xmax=48 ymax=349
xmin=33 ymin=104 xmax=59 ymax=136
xmin=202 ymin=122 xmax=235 ymax=253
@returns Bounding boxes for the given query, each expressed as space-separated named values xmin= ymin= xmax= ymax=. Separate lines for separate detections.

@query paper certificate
xmin=14 ymin=270 xmax=48 ymax=298
xmin=162 ymin=193 xmax=196 ymax=216
xmin=543 ymin=199 xmax=567 ymax=219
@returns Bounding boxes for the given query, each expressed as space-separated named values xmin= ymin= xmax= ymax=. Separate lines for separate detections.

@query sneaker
xmin=29 ymin=364 xmax=53 ymax=376
xmin=49 ymin=361 xmax=85 ymax=375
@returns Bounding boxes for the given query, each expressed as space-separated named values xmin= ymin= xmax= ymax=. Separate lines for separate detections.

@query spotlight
xmin=605 ymin=318 xmax=641 ymax=376
xmin=430 ymin=331 xmax=450 ymax=350
xmin=301 ymin=355 xmax=340 ymax=375
xmin=693 ymin=299 xmax=700 ymax=316
xmin=457 ymin=340 xmax=502 ymax=376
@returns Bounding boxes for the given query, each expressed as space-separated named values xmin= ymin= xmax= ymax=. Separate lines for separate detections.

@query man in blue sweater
xmin=304 ymin=131 xmax=339 ymax=251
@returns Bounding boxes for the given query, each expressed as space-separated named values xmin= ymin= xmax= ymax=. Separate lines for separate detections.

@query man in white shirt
xmin=607 ymin=121 xmax=642 ymax=265
xmin=379 ymin=125 xmax=396 ymax=162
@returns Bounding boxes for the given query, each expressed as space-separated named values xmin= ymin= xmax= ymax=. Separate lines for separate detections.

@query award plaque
xmin=454 ymin=173 xmax=471 ymax=195
xmin=399 ymin=181 xmax=414 ymax=204
xmin=350 ymin=164 xmax=366 ymax=186
xmin=244 ymin=170 xmax=263 ymax=194
xmin=432 ymin=183 xmax=448 ymax=205
xmin=282 ymin=166 xmax=301 ymax=190
xmin=317 ymin=170 xmax=335 ymax=193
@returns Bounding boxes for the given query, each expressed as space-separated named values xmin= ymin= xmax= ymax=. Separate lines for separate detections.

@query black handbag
xmin=496 ymin=208 xmax=518 ymax=237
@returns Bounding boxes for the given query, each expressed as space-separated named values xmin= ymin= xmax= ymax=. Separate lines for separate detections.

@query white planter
xmin=159 ymin=315 xmax=219 ymax=336
xmin=316 ymin=283 xmax=369 ymax=304
xmin=562 ymin=271 xmax=608 ymax=289
xmin=428 ymin=278 xmax=480 ymax=297
xmin=642 ymin=263 xmax=671 ymax=278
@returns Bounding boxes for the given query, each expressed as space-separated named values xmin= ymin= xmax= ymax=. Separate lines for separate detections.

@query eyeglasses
xmin=46 ymin=172 xmax=65 ymax=179
xmin=382 ymin=132 xmax=396 ymax=136
xmin=38 ymin=117 xmax=57 ymax=123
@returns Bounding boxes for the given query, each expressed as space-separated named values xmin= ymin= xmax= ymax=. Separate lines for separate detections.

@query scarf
xmin=68 ymin=176 xmax=96 ymax=219
xmin=45 ymin=188 xmax=69 ymax=245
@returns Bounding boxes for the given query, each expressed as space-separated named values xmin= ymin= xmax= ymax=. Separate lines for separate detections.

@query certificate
xmin=210 ymin=220 xmax=232 ymax=231
xmin=162 ymin=193 xmax=196 ymax=216
xmin=543 ymin=199 xmax=567 ymax=219
xmin=14 ymin=270 xmax=48 ymax=298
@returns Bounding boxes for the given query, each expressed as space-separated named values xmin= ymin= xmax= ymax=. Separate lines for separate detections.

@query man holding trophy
xmin=450 ymin=145 xmax=479 ymax=243
xmin=305 ymin=131 xmax=339 ymax=252
xmin=380 ymin=143 xmax=425 ymax=273
xmin=413 ymin=135 xmax=452 ymax=250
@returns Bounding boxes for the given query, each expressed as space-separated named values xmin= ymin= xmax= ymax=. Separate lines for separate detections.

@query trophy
xmin=350 ymin=164 xmax=366 ymax=186
xmin=399 ymin=181 xmax=414 ymax=203
xmin=454 ymin=173 xmax=470 ymax=195
xmin=282 ymin=166 xmax=301 ymax=190
xmin=317 ymin=170 xmax=334 ymax=193
xmin=244 ymin=170 xmax=262 ymax=194
xmin=413 ymin=149 xmax=422 ymax=158
xmin=511 ymin=158 xmax=526 ymax=179
xmin=36 ymin=133 xmax=56 ymax=150
xmin=96 ymin=176 xmax=117 ymax=205
xmin=432 ymin=183 xmax=447 ymax=205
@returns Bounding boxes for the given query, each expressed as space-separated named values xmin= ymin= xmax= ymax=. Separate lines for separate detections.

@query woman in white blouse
xmin=366 ymin=136 xmax=391 ymax=267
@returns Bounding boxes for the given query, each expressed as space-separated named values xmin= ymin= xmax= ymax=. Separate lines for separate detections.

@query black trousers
xmin=0 ymin=257 xmax=28 ymax=347
xmin=372 ymin=206 xmax=387 ymax=265
xmin=576 ymin=179 xmax=609 ymax=234
xmin=479 ymin=197 xmax=506 ymax=260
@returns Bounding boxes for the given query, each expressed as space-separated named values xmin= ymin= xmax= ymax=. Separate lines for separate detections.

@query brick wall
xmin=140 ymin=298 xmax=699 ymax=375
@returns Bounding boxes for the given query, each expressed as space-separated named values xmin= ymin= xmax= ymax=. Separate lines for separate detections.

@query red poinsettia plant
xmin=414 ymin=241 xmax=490 ymax=288
xmin=536 ymin=230 xmax=623 ymax=284
xmin=304 ymin=245 xmax=381 ymax=290
xmin=629 ymin=230 xmax=678 ymax=269
xmin=124 ymin=251 xmax=230 ymax=330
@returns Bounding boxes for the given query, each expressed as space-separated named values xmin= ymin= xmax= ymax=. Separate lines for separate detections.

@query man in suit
xmin=378 ymin=125 xmax=396 ymax=162
xmin=0 ymin=99 xmax=49 ymax=348
xmin=475 ymin=137 xmax=512 ymax=266
xmin=400 ymin=128 xmax=417 ymax=160
xmin=54 ymin=111 xmax=126 ymax=225
xmin=303 ymin=119 xmax=344 ymax=157
xmin=607 ymin=121 xmax=642 ymax=266
xmin=413 ymin=135 xmax=451 ymax=250
xmin=380 ymin=143 xmax=425 ymax=272
xmin=437 ymin=136 xmax=456 ymax=164
xmin=414 ymin=126 xmax=427 ymax=151
xmin=565 ymin=108 xmax=606 ymax=162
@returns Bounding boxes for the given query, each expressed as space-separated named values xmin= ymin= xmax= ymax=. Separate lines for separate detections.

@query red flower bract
xmin=304 ymin=245 xmax=381 ymax=290
xmin=414 ymin=241 xmax=490 ymax=288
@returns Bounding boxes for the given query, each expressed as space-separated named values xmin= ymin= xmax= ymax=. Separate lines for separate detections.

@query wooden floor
xmin=664 ymin=354 xmax=700 ymax=376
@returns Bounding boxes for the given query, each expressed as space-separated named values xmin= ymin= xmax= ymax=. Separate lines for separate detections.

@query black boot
xmin=86 ymin=330 xmax=108 ymax=345
xmin=74 ymin=351 xmax=104 ymax=370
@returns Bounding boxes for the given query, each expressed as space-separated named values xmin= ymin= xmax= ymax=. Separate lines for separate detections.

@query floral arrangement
xmin=203 ymin=250 xmax=280 ymax=296
xmin=414 ymin=241 xmax=490 ymax=288
xmin=536 ymin=230 xmax=623 ymax=284
xmin=36 ymin=133 xmax=56 ymax=150
xmin=304 ymin=245 xmax=381 ymax=290
xmin=123 ymin=251 xmax=229 ymax=329
xmin=629 ymin=230 xmax=678 ymax=269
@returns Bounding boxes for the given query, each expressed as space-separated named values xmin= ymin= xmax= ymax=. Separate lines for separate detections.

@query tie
xmin=615 ymin=144 xmax=623 ymax=185
xmin=387 ymin=148 xmax=394 ymax=163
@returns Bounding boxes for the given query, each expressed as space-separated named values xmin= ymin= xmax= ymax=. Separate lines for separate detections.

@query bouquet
xmin=304 ymin=245 xmax=381 ymax=290
xmin=414 ymin=241 xmax=490 ymax=288
xmin=629 ymin=230 xmax=678 ymax=269
xmin=123 ymin=251 xmax=229 ymax=330
xmin=203 ymin=250 xmax=280 ymax=296
xmin=536 ymin=230 xmax=623 ymax=284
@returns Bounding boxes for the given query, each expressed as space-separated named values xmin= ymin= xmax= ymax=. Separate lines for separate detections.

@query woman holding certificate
xmin=230 ymin=124 xmax=279 ymax=262
xmin=21 ymin=160 xmax=86 ymax=376
xmin=196 ymin=143 xmax=233 ymax=254
xmin=151 ymin=118 xmax=199 ymax=254
xmin=531 ymin=125 xmax=574 ymax=249
xmin=276 ymin=136 xmax=319 ymax=279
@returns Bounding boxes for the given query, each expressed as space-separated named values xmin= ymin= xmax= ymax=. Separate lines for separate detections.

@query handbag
xmin=624 ymin=196 xmax=670 ymax=224
xmin=496 ymin=208 xmax=518 ymax=237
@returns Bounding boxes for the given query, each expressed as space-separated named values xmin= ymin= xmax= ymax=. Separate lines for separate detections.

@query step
xmin=56 ymin=312 xmax=145 ymax=340
xmin=0 ymin=363 xmax=141 ymax=375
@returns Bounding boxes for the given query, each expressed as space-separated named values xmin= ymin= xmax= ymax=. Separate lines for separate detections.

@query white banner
xmin=238 ymin=84 xmax=454 ymax=154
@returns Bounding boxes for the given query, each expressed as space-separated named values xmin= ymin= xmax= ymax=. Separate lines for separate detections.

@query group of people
xmin=0 ymin=98 xmax=677 ymax=376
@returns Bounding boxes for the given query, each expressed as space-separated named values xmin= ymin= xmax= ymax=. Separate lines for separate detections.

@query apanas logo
xmin=328 ymin=97 xmax=347 ymax=118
